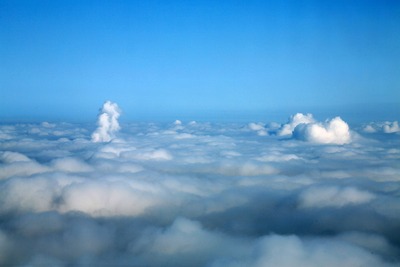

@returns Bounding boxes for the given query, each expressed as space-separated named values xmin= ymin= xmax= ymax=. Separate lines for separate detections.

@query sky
xmin=1 ymin=0 xmax=399 ymax=122
xmin=1 ymin=2 xmax=400 ymax=265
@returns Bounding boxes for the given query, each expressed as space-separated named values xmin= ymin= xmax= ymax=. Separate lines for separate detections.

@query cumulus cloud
xmin=0 ymin=151 xmax=31 ymax=163
xmin=229 ymin=234 xmax=398 ymax=267
xmin=248 ymin=122 xmax=268 ymax=136
xmin=121 ymin=148 xmax=173 ymax=161
xmin=59 ymin=180 xmax=161 ymax=216
xmin=363 ymin=121 xmax=400 ymax=134
xmin=276 ymin=113 xmax=352 ymax=144
xmin=299 ymin=186 xmax=375 ymax=208
xmin=91 ymin=101 xmax=121 ymax=142
xmin=51 ymin=157 xmax=93 ymax=173
xmin=277 ymin=113 xmax=315 ymax=136
xmin=0 ymin=116 xmax=399 ymax=266
xmin=0 ymin=152 xmax=49 ymax=180
xmin=293 ymin=116 xmax=351 ymax=144
xmin=132 ymin=217 xmax=250 ymax=266
xmin=383 ymin=121 xmax=400 ymax=133
xmin=363 ymin=124 xmax=377 ymax=133
xmin=132 ymin=219 xmax=398 ymax=267
xmin=256 ymin=151 xmax=301 ymax=162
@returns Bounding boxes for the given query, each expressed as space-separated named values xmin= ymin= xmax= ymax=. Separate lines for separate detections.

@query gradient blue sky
xmin=1 ymin=0 xmax=399 ymax=122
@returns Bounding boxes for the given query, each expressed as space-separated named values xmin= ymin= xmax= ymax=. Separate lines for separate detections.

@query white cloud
xmin=133 ymin=217 xmax=250 ymax=266
xmin=248 ymin=122 xmax=268 ymax=136
xmin=0 ymin=176 xmax=60 ymax=212
xmin=91 ymin=101 xmax=121 ymax=142
xmin=363 ymin=124 xmax=377 ymax=133
xmin=134 ymin=220 xmax=398 ymax=267
xmin=256 ymin=151 xmax=300 ymax=162
xmin=248 ymin=122 xmax=264 ymax=131
xmin=216 ymin=161 xmax=277 ymax=176
xmin=276 ymin=114 xmax=352 ymax=144
xmin=240 ymin=234 xmax=396 ymax=267
xmin=59 ymin=180 xmax=161 ymax=216
xmin=121 ymin=148 xmax=173 ymax=161
xmin=0 ymin=151 xmax=31 ymax=163
xmin=299 ymin=186 xmax=375 ymax=208
xmin=293 ymin=117 xmax=351 ymax=144
xmin=174 ymin=133 xmax=195 ymax=139
xmin=383 ymin=121 xmax=400 ymax=133
xmin=0 ymin=157 xmax=49 ymax=180
xmin=41 ymin=121 xmax=56 ymax=128
xmin=51 ymin=157 xmax=93 ymax=173
xmin=277 ymin=113 xmax=315 ymax=136
xmin=363 ymin=121 xmax=400 ymax=134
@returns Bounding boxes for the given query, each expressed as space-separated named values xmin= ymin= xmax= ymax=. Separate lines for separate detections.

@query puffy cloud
xmin=234 ymin=234 xmax=397 ymax=267
xmin=91 ymin=101 xmax=121 ymax=142
xmin=256 ymin=151 xmax=301 ymax=162
xmin=41 ymin=121 xmax=56 ymax=128
xmin=0 ymin=176 xmax=60 ymax=213
xmin=363 ymin=124 xmax=377 ymax=133
xmin=121 ymin=148 xmax=173 ymax=161
xmin=248 ymin=122 xmax=264 ymax=131
xmin=0 ymin=151 xmax=31 ymax=163
xmin=299 ymin=186 xmax=375 ymax=208
xmin=248 ymin=123 xmax=268 ymax=136
xmin=277 ymin=113 xmax=315 ymax=136
xmin=276 ymin=114 xmax=351 ymax=144
xmin=214 ymin=161 xmax=277 ymax=176
xmin=293 ymin=117 xmax=351 ymax=144
xmin=59 ymin=180 xmax=161 ymax=216
xmin=51 ymin=157 xmax=93 ymax=173
xmin=383 ymin=121 xmax=400 ymax=133
xmin=363 ymin=121 xmax=400 ymax=134
xmin=132 ymin=219 xmax=399 ymax=267
xmin=132 ymin=217 xmax=250 ymax=266
xmin=0 ymin=152 xmax=49 ymax=180
xmin=0 ymin=125 xmax=15 ymax=140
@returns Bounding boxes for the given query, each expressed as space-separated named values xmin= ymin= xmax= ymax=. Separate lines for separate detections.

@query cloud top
xmin=299 ymin=186 xmax=375 ymax=208
xmin=293 ymin=117 xmax=351 ymax=144
xmin=91 ymin=101 xmax=121 ymax=142
xmin=276 ymin=113 xmax=351 ymax=144
xmin=383 ymin=121 xmax=399 ymax=133
xmin=363 ymin=121 xmax=400 ymax=134
xmin=0 ymin=118 xmax=399 ymax=266
xmin=277 ymin=113 xmax=315 ymax=136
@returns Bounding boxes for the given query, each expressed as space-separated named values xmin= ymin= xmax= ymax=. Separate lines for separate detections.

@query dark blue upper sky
xmin=1 ymin=0 xmax=399 ymax=122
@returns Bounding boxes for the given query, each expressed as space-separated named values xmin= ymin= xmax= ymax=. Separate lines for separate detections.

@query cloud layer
xmin=0 ymin=114 xmax=399 ymax=266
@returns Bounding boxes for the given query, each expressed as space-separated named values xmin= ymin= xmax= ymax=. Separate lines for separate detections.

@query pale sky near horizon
xmin=1 ymin=0 xmax=399 ymax=122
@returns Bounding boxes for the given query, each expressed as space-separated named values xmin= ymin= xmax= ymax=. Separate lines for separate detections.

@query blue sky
xmin=1 ymin=0 xmax=399 ymax=122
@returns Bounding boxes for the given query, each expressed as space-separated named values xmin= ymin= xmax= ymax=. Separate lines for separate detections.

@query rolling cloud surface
xmin=0 ymin=105 xmax=399 ymax=266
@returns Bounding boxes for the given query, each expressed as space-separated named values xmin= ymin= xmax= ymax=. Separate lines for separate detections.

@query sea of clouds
xmin=0 ymin=101 xmax=399 ymax=266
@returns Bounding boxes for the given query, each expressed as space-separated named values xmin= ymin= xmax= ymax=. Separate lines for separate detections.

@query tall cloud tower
xmin=91 ymin=101 xmax=121 ymax=142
